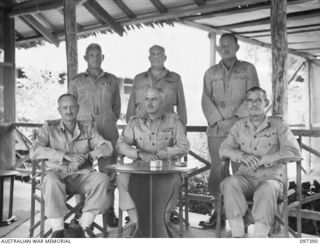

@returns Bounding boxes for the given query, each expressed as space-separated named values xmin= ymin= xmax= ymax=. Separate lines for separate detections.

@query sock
xmin=229 ymin=218 xmax=245 ymax=237
xmin=253 ymin=222 xmax=270 ymax=237
xmin=127 ymin=208 xmax=138 ymax=224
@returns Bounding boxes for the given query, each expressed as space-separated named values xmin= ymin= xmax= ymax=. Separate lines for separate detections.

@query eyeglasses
xmin=246 ymin=98 xmax=263 ymax=104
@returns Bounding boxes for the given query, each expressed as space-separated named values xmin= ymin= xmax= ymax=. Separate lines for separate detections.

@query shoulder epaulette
xmin=46 ymin=119 xmax=60 ymax=125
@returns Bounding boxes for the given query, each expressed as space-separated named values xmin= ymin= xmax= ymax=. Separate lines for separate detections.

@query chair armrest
xmin=275 ymin=157 xmax=303 ymax=165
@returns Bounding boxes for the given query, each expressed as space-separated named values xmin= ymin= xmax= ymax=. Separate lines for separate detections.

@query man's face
xmin=58 ymin=96 xmax=79 ymax=123
xmin=84 ymin=48 xmax=104 ymax=69
xmin=144 ymin=89 xmax=162 ymax=114
xmin=217 ymin=35 xmax=239 ymax=60
xmin=148 ymin=47 xmax=166 ymax=69
xmin=246 ymin=91 xmax=268 ymax=116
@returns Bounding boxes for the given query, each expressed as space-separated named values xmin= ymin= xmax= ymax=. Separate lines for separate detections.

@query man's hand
xmin=67 ymin=161 xmax=82 ymax=172
xmin=138 ymin=151 xmax=158 ymax=163
xmin=240 ymin=152 xmax=261 ymax=171
xmin=217 ymin=116 xmax=237 ymax=134
xmin=64 ymin=153 xmax=87 ymax=164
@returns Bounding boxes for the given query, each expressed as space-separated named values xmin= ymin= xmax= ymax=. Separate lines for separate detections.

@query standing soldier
xmin=200 ymin=33 xmax=260 ymax=228
xmin=126 ymin=45 xmax=187 ymax=129
xmin=69 ymin=43 xmax=120 ymax=227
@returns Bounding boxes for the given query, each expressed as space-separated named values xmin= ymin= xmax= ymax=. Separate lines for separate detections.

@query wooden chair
xmin=29 ymin=159 xmax=108 ymax=238
xmin=215 ymin=157 xmax=303 ymax=238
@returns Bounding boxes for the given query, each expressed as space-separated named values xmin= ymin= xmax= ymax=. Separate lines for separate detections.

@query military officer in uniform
xmin=126 ymin=45 xmax=187 ymax=128
xmin=219 ymin=87 xmax=301 ymax=237
xmin=117 ymin=87 xmax=189 ymax=236
xmin=68 ymin=43 xmax=120 ymax=227
xmin=201 ymin=33 xmax=260 ymax=228
xmin=30 ymin=94 xmax=113 ymax=238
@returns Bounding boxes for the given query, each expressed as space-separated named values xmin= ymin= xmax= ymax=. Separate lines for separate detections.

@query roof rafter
xmin=181 ymin=20 xmax=314 ymax=60
xmin=20 ymin=15 xmax=59 ymax=47
xmin=193 ymin=0 xmax=206 ymax=6
xmin=57 ymin=9 xmax=84 ymax=31
xmin=113 ymin=0 xmax=136 ymax=19
xmin=150 ymin=0 xmax=168 ymax=13
xmin=83 ymin=0 xmax=125 ymax=36
xmin=218 ymin=9 xmax=320 ymax=29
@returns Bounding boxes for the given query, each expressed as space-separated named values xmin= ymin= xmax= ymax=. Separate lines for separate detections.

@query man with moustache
xmin=69 ymin=43 xmax=120 ymax=227
xmin=201 ymin=33 xmax=260 ymax=228
xmin=219 ymin=87 xmax=301 ymax=237
xmin=117 ymin=87 xmax=189 ymax=236
xmin=30 ymin=94 xmax=113 ymax=238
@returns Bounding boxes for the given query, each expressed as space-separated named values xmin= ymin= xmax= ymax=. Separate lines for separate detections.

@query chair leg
xmin=118 ymin=208 xmax=123 ymax=238
xmin=179 ymin=186 xmax=183 ymax=237
xmin=102 ymin=213 xmax=108 ymax=237
xmin=40 ymin=196 xmax=45 ymax=238
xmin=216 ymin=193 xmax=223 ymax=238
xmin=184 ymin=176 xmax=189 ymax=228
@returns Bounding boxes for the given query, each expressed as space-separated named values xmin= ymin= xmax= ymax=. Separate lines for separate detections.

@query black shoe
xmin=125 ymin=216 xmax=131 ymax=224
xmin=51 ymin=230 xmax=65 ymax=238
xmin=199 ymin=212 xmax=226 ymax=229
xmin=79 ymin=227 xmax=96 ymax=238
xmin=170 ymin=212 xmax=180 ymax=225
xmin=106 ymin=207 xmax=118 ymax=227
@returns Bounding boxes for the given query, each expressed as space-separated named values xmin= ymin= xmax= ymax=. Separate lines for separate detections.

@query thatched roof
xmin=1 ymin=0 xmax=319 ymax=60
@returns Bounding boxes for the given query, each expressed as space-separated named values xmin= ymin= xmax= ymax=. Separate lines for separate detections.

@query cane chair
xmin=215 ymin=157 xmax=303 ymax=238
xmin=29 ymin=159 xmax=108 ymax=238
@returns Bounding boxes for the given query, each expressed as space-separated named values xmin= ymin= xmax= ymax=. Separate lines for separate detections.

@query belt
xmin=212 ymin=98 xmax=242 ymax=108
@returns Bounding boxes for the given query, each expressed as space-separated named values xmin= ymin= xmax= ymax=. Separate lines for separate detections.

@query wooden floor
xmin=1 ymin=180 xmax=319 ymax=238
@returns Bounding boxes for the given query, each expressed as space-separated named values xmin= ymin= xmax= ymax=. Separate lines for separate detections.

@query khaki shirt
xmin=219 ymin=116 xmax=301 ymax=182
xmin=30 ymin=119 xmax=113 ymax=177
xmin=69 ymin=70 xmax=120 ymax=143
xmin=202 ymin=59 xmax=259 ymax=137
xmin=126 ymin=68 xmax=187 ymax=127
xmin=117 ymin=112 xmax=189 ymax=160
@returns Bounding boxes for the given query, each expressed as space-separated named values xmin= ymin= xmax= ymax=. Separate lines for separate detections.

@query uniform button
xmin=254 ymin=148 xmax=257 ymax=151
xmin=152 ymin=143 xmax=155 ymax=146
xmin=268 ymin=143 xmax=271 ymax=146
xmin=254 ymin=135 xmax=257 ymax=139
xmin=152 ymin=132 xmax=155 ymax=135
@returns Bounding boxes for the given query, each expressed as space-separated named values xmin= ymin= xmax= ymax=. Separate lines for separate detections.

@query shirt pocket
xmin=157 ymin=131 xmax=173 ymax=149
xmin=73 ymin=138 xmax=90 ymax=154
xmin=210 ymin=76 xmax=224 ymax=98
xmin=258 ymin=132 xmax=279 ymax=154
xmin=77 ymin=86 xmax=92 ymax=115
xmin=135 ymin=134 xmax=146 ymax=149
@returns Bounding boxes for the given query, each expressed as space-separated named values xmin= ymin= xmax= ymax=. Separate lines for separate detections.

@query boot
xmin=199 ymin=212 xmax=226 ymax=229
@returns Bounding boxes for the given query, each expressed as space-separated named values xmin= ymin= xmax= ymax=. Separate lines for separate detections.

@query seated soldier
xmin=30 ymin=94 xmax=113 ymax=238
xmin=219 ymin=87 xmax=301 ymax=237
xmin=116 ymin=87 xmax=190 ymax=236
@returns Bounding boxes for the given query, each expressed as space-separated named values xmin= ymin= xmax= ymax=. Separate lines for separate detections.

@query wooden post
xmin=0 ymin=9 xmax=15 ymax=169
xmin=270 ymin=0 xmax=288 ymax=118
xmin=64 ymin=0 xmax=78 ymax=85
xmin=208 ymin=32 xmax=217 ymax=66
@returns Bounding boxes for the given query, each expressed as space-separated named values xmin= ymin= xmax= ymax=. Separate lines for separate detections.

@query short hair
xmin=57 ymin=93 xmax=77 ymax=104
xmin=246 ymin=87 xmax=268 ymax=101
xmin=144 ymin=87 xmax=165 ymax=101
xmin=149 ymin=45 xmax=165 ymax=54
xmin=220 ymin=33 xmax=238 ymax=45
xmin=85 ymin=43 xmax=102 ymax=55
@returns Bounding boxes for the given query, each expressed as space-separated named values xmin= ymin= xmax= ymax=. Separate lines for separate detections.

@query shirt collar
xmin=85 ymin=68 xmax=104 ymax=80
xmin=245 ymin=115 xmax=270 ymax=133
xmin=219 ymin=58 xmax=238 ymax=71
xmin=142 ymin=111 xmax=165 ymax=124
xmin=58 ymin=120 xmax=81 ymax=138
xmin=146 ymin=67 xmax=169 ymax=81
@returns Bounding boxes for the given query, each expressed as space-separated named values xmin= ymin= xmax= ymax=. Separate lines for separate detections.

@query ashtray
xmin=150 ymin=160 xmax=163 ymax=170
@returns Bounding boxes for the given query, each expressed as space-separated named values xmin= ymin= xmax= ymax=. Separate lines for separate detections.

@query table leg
xmin=0 ymin=177 xmax=3 ymax=223
xmin=129 ymin=174 xmax=174 ymax=238
xmin=0 ymin=176 xmax=18 ymax=227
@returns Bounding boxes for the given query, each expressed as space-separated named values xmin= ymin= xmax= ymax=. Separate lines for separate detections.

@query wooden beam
xmin=193 ymin=0 xmax=206 ymax=6
xmin=150 ymin=0 xmax=167 ymax=13
xmin=218 ymin=9 xmax=320 ymax=29
xmin=64 ymin=0 xmax=78 ymax=83
xmin=113 ymin=0 xmax=136 ymax=19
xmin=185 ymin=0 xmax=312 ymax=21
xmin=181 ymin=20 xmax=314 ymax=60
xmin=58 ymin=9 xmax=84 ymax=31
xmin=35 ymin=13 xmax=57 ymax=32
xmin=271 ymin=0 xmax=288 ymax=117
xmin=20 ymin=15 xmax=59 ymax=46
xmin=8 ymin=0 xmax=85 ymax=18
xmin=83 ymin=0 xmax=124 ymax=36
xmin=208 ymin=32 xmax=217 ymax=66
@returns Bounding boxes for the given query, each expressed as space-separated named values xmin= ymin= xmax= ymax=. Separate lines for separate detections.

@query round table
xmin=107 ymin=160 xmax=197 ymax=238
